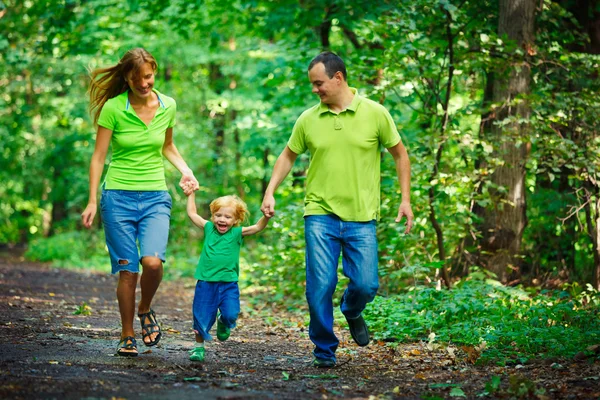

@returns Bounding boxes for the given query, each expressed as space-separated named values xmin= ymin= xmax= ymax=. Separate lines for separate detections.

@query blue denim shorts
xmin=100 ymin=189 xmax=172 ymax=274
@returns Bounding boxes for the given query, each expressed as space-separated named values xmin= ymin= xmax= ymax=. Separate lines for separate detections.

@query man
xmin=261 ymin=51 xmax=413 ymax=368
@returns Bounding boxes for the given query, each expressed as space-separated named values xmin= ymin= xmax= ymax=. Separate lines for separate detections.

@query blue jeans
xmin=192 ymin=281 xmax=240 ymax=341
xmin=304 ymin=214 xmax=379 ymax=362
xmin=100 ymin=189 xmax=172 ymax=274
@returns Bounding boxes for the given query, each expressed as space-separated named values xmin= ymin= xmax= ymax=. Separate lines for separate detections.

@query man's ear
xmin=334 ymin=71 xmax=345 ymax=83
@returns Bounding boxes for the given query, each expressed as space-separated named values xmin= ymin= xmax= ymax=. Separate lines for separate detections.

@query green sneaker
xmin=216 ymin=318 xmax=231 ymax=341
xmin=189 ymin=347 xmax=205 ymax=362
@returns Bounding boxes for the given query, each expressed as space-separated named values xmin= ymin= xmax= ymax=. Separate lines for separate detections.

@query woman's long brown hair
xmin=88 ymin=48 xmax=158 ymax=125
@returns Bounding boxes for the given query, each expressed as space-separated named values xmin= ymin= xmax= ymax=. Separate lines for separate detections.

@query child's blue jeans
xmin=192 ymin=280 xmax=240 ymax=341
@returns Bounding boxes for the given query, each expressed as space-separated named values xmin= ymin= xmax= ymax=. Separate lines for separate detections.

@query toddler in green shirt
xmin=185 ymin=189 xmax=270 ymax=362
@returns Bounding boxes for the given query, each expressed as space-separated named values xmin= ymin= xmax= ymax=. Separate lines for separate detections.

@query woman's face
xmin=125 ymin=62 xmax=155 ymax=99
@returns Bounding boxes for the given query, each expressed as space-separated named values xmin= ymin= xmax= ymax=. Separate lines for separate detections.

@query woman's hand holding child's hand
xmin=182 ymin=181 xmax=197 ymax=196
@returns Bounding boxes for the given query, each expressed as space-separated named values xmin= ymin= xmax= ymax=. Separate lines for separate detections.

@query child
xmin=185 ymin=189 xmax=270 ymax=362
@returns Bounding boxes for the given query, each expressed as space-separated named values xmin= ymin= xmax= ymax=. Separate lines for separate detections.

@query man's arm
xmin=387 ymin=141 xmax=414 ymax=234
xmin=260 ymin=146 xmax=298 ymax=217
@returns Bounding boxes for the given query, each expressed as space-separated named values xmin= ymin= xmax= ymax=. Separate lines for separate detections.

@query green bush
xmin=25 ymin=230 xmax=109 ymax=271
xmin=364 ymin=270 xmax=600 ymax=363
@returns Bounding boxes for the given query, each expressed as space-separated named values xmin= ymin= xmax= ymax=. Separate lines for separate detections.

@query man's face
xmin=308 ymin=62 xmax=340 ymax=105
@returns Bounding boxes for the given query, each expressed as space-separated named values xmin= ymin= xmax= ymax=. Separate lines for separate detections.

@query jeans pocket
xmin=100 ymin=190 xmax=109 ymax=212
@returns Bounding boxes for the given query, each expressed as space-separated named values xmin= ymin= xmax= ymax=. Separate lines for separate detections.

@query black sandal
xmin=138 ymin=309 xmax=162 ymax=347
xmin=116 ymin=336 xmax=138 ymax=357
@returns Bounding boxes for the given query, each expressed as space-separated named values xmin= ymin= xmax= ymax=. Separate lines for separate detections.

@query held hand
xmin=395 ymin=201 xmax=414 ymax=234
xmin=261 ymin=194 xmax=276 ymax=218
xmin=180 ymin=173 xmax=199 ymax=196
xmin=81 ymin=203 xmax=97 ymax=229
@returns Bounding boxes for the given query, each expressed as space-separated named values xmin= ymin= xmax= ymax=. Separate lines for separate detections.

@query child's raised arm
xmin=242 ymin=215 xmax=270 ymax=237
xmin=187 ymin=191 xmax=208 ymax=228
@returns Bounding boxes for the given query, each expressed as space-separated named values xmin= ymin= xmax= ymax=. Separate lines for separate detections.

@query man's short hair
xmin=308 ymin=51 xmax=347 ymax=81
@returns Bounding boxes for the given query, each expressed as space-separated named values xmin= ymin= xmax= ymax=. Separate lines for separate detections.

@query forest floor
xmin=1 ymin=253 xmax=599 ymax=399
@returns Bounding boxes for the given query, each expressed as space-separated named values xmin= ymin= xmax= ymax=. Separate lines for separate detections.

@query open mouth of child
xmin=216 ymin=223 xmax=228 ymax=233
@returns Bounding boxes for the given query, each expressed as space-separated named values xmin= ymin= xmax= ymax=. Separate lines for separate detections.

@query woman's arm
xmin=162 ymin=127 xmax=199 ymax=195
xmin=81 ymin=126 xmax=113 ymax=228
xmin=186 ymin=191 xmax=207 ymax=229
xmin=242 ymin=216 xmax=270 ymax=236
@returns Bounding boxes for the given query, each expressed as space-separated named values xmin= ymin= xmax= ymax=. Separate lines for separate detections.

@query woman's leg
xmin=117 ymin=271 xmax=138 ymax=351
xmin=138 ymin=256 xmax=163 ymax=345
xmin=138 ymin=256 xmax=163 ymax=313
xmin=137 ymin=191 xmax=171 ymax=345
xmin=100 ymin=189 xmax=142 ymax=354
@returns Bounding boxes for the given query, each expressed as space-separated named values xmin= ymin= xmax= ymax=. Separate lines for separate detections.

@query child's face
xmin=212 ymin=206 xmax=237 ymax=234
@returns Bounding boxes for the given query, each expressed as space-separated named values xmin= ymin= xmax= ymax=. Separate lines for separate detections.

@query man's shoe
xmin=312 ymin=358 xmax=336 ymax=368
xmin=346 ymin=314 xmax=370 ymax=346
xmin=216 ymin=318 xmax=230 ymax=341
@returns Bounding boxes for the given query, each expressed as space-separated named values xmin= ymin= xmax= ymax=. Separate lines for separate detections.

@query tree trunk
xmin=477 ymin=0 xmax=535 ymax=282
xmin=585 ymin=185 xmax=600 ymax=289
xmin=594 ymin=195 xmax=600 ymax=289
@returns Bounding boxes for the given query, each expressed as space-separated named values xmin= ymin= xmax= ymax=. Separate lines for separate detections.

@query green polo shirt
xmin=97 ymin=89 xmax=176 ymax=191
xmin=195 ymin=221 xmax=243 ymax=282
xmin=287 ymin=88 xmax=401 ymax=221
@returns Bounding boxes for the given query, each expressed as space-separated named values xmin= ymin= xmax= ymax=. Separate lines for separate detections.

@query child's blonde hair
xmin=209 ymin=195 xmax=249 ymax=226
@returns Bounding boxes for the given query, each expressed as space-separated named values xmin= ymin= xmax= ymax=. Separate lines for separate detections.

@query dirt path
xmin=1 ymin=256 xmax=599 ymax=399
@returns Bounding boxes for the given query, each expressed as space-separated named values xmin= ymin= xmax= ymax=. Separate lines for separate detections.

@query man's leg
xmin=305 ymin=215 xmax=342 ymax=363
xmin=340 ymin=220 xmax=379 ymax=345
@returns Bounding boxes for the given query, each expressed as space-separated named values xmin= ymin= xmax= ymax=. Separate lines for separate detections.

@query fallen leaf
xmin=447 ymin=346 xmax=456 ymax=358
xmin=302 ymin=374 xmax=338 ymax=380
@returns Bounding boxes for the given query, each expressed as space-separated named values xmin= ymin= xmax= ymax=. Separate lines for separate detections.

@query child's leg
xmin=217 ymin=282 xmax=240 ymax=341
xmin=190 ymin=281 xmax=218 ymax=362
xmin=189 ymin=333 xmax=205 ymax=361
xmin=192 ymin=280 xmax=219 ymax=341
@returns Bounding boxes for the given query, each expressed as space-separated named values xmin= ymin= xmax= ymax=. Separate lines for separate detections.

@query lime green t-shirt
xmin=195 ymin=221 xmax=243 ymax=282
xmin=287 ymin=88 xmax=401 ymax=221
xmin=97 ymin=89 xmax=176 ymax=191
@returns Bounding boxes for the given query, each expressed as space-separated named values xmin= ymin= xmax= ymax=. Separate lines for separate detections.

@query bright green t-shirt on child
xmin=97 ymin=89 xmax=176 ymax=191
xmin=287 ymin=88 xmax=401 ymax=221
xmin=195 ymin=221 xmax=243 ymax=282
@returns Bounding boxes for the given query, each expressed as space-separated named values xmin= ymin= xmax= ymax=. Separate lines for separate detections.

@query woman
xmin=81 ymin=48 xmax=198 ymax=357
